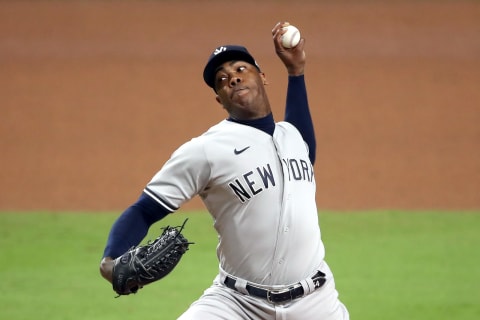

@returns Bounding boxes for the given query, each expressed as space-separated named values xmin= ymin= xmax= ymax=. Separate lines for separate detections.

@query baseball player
xmin=100 ymin=22 xmax=349 ymax=319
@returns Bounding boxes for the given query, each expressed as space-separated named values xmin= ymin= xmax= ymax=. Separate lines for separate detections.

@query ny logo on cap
xmin=213 ymin=46 xmax=227 ymax=55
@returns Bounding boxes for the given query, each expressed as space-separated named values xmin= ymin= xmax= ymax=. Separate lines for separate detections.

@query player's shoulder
xmin=276 ymin=121 xmax=297 ymax=130
xmin=275 ymin=121 xmax=310 ymax=155
xmin=173 ymin=120 xmax=232 ymax=152
xmin=275 ymin=121 xmax=303 ymax=137
xmin=197 ymin=119 xmax=256 ymax=141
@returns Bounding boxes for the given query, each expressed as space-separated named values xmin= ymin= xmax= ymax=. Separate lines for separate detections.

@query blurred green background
xmin=1 ymin=210 xmax=478 ymax=319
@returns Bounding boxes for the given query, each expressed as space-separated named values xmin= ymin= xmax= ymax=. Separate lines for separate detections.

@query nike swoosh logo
xmin=234 ymin=146 xmax=250 ymax=155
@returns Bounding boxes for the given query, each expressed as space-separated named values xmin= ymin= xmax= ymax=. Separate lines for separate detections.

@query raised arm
xmin=272 ymin=22 xmax=316 ymax=164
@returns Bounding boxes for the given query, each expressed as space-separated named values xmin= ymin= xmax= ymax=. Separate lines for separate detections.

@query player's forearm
xmin=102 ymin=193 xmax=170 ymax=259
xmin=100 ymin=194 xmax=171 ymax=284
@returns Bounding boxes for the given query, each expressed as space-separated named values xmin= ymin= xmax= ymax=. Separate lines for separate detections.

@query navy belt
xmin=223 ymin=271 xmax=326 ymax=303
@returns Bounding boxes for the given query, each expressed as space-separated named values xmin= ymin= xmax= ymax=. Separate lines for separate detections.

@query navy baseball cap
xmin=203 ymin=45 xmax=260 ymax=89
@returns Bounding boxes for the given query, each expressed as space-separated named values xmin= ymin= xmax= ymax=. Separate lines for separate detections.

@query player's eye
xmin=217 ymin=75 xmax=228 ymax=83
xmin=237 ymin=66 xmax=246 ymax=72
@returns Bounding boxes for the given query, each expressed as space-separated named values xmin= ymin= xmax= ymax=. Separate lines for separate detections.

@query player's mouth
xmin=232 ymin=87 xmax=249 ymax=97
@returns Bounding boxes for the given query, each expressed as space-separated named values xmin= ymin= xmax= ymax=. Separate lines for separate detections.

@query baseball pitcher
xmin=99 ymin=21 xmax=349 ymax=320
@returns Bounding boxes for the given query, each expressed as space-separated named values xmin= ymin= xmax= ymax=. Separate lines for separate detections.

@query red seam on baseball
xmin=291 ymin=30 xmax=299 ymax=47
xmin=285 ymin=29 xmax=299 ymax=48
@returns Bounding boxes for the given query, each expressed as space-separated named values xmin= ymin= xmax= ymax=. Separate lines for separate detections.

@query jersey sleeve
xmin=285 ymin=75 xmax=316 ymax=164
xmin=143 ymin=137 xmax=211 ymax=211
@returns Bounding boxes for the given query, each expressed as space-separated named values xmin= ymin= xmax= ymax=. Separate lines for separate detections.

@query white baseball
xmin=281 ymin=25 xmax=301 ymax=48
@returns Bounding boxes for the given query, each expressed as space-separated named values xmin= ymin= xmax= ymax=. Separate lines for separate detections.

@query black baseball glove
xmin=111 ymin=219 xmax=192 ymax=296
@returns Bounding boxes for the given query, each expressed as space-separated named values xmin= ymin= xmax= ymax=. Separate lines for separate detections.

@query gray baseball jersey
xmin=144 ymin=119 xmax=324 ymax=286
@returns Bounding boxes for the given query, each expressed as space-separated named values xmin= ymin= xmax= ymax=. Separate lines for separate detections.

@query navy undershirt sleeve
xmin=285 ymin=75 xmax=316 ymax=164
xmin=102 ymin=193 xmax=171 ymax=258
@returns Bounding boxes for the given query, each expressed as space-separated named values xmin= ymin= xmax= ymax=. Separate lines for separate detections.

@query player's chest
xmin=210 ymin=138 xmax=311 ymax=186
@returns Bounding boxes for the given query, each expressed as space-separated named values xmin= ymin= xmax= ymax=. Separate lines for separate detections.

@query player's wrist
xmin=99 ymin=257 xmax=114 ymax=283
xmin=287 ymin=65 xmax=305 ymax=76
xmin=288 ymin=72 xmax=305 ymax=78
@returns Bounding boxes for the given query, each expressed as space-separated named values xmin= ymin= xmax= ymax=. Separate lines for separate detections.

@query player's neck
xmin=227 ymin=113 xmax=275 ymax=136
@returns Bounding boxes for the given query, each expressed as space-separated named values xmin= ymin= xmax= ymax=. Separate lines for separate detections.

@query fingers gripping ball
xmin=281 ymin=25 xmax=301 ymax=48
xmin=111 ymin=219 xmax=193 ymax=296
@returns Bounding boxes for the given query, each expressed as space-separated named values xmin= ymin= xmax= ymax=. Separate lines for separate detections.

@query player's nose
xmin=229 ymin=77 xmax=241 ymax=87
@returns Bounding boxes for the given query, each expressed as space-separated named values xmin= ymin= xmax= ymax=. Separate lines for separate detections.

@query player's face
xmin=214 ymin=60 xmax=271 ymax=120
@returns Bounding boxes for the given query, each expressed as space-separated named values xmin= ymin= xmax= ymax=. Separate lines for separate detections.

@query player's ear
xmin=215 ymin=95 xmax=222 ymax=104
xmin=260 ymin=72 xmax=268 ymax=85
